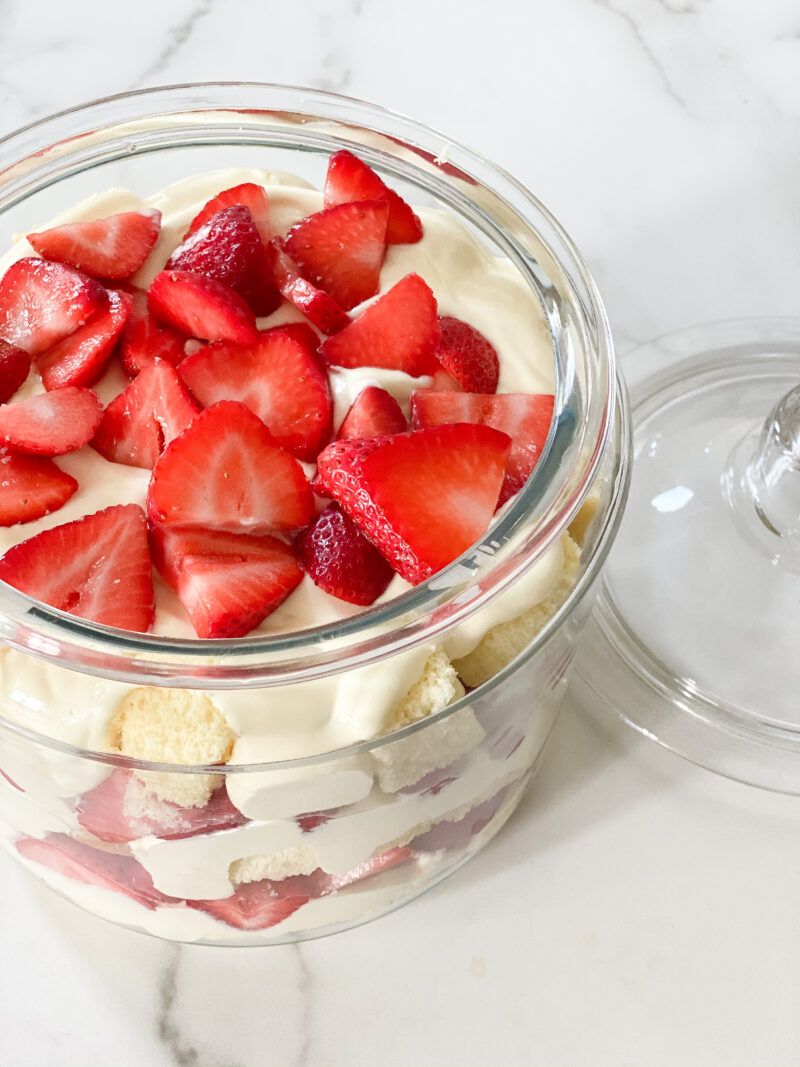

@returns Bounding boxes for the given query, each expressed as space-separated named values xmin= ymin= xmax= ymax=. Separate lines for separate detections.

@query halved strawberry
xmin=324 ymin=150 xmax=423 ymax=244
xmin=316 ymin=424 xmax=511 ymax=584
xmin=0 ymin=387 xmax=102 ymax=456
xmin=0 ymin=450 xmax=78 ymax=526
xmin=34 ymin=289 xmax=132 ymax=390
xmin=187 ymin=883 xmax=309 ymax=931
xmin=92 ymin=360 xmax=198 ymax=470
xmin=268 ymin=237 xmax=350 ymax=335
xmin=296 ymin=503 xmax=394 ymax=605
xmin=0 ymin=258 xmax=106 ymax=356
xmin=148 ymin=270 xmax=258 ymax=344
xmin=76 ymin=769 xmax=246 ymax=844
xmin=167 ymin=206 xmax=280 ymax=316
xmin=284 ymin=200 xmax=389 ymax=311
xmin=434 ymin=316 xmax=499 ymax=393
xmin=0 ymin=340 xmax=31 ymax=404
xmin=337 ymin=386 xmax=407 ymax=440
xmin=148 ymin=401 xmax=314 ymax=534
xmin=320 ymin=273 xmax=440 ymax=376
xmin=178 ymin=325 xmax=332 ymax=462
xmin=118 ymin=290 xmax=189 ymax=378
xmin=27 ymin=209 xmax=161 ymax=280
xmin=0 ymin=503 xmax=154 ymax=631
xmin=410 ymin=391 xmax=554 ymax=505
xmin=150 ymin=524 xmax=304 ymax=638
xmin=187 ymin=182 xmax=271 ymax=244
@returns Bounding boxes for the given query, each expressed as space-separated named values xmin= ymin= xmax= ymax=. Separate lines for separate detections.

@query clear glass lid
xmin=575 ymin=319 xmax=800 ymax=794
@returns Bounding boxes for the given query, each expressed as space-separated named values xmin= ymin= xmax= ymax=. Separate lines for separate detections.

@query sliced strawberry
xmin=148 ymin=270 xmax=258 ymax=344
xmin=0 ymin=450 xmax=78 ymax=526
xmin=34 ymin=288 xmax=132 ymax=390
xmin=296 ymin=811 xmax=333 ymax=833
xmin=187 ymin=883 xmax=309 ymax=931
xmin=337 ymin=386 xmax=407 ymax=440
xmin=320 ymin=273 xmax=440 ymax=376
xmin=148 ymin=401 xmax=314 ymax=534
xmin=410 ymin=391 xmax=554 ymax=505
xmin=92 ymin=360 xmax=198 ymax=470
xmin=167 ymin=205 xmax=280 ymax=316
xmin=410 ymin=786 xmax=511 ymax=852
xmin=150 ymin=524 xmax=304 ymax=638
xmin=434 ymin=316 xmax=499 ymax=393
xmin=118 ymin=290 xmax=189 ymax=378
xmin=0 ymin=340 xmax=31 ymax=404
xmin=316 ymin=424 xmax=511 ymax=584
xmin=27 ymin=209 xmax=161 ymax=280
xmin=325 ymin=150 xmax=423 ymax=244
xmin=323 ymin=846 xmax=412 ymax=892
xmin=0 ymin=258 xmax=106 ymax=356
xmin=0 ymin=387 xmax=102 ymax=456
xmin=0 ymin=503 xmax=154 ymax=631
xmin=178 ymin=325 xmax=332 ymax=462
xmin=187 ymin=182 xmax=271 ymax=244
xmin=76 ymin=769 xmax=246 ymax=844
xmin=296 ymin=503 xmax=394 ymax=606
xmin=268 ymin=237 xmax=349 ymax=335
xmin=284 ymin=200 xmax=389 ymax=311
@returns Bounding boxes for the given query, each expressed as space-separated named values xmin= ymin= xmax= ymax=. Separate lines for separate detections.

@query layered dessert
xmin=0 ymin=151 xmax=594 ymax=942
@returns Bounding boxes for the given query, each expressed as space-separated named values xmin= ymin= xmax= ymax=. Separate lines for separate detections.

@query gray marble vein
xmin=157 ymin=946 xmax=205 ymax=1067
xmin=132 ymin=0 xmax=214 ymax=89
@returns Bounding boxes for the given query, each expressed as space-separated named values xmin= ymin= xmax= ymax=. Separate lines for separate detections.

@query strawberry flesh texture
xmin=0 ymin=386 xmax=103 ymax=456
xmin=0 ymin=503 xmax=154 ymax=632
xmin=0 ymin=450 xmax=78 ymax=526
xmin=320 ymin=273 xmax=440 ymax=377
xmin=324 ymin=149 xmax=423 ymax=244
xmin=410 ymin=786 xmax=511 ymax=853
xmin=316 ymin=424 xmax=511 ymax=584
xmin=268 ymin=237 xmax=350 ymax=335
xmin=148 ymin=270 xmax=258 ymax=345
xmin=284 ymin=200 xmax=389 ymax=312
xmin=27 ymin=209 xmax=162 ymax=280
xmin=0 ymin=340 xmax=31 ymax=404
xmin=118 ymin=290 xmax=189 ymax=378
xmin=337 ymin=386 xmax=407 ymax=440
xmin=434 ymin=316 xmax=499 ymax=394
xmin=296 ymin=503 xmax=394 ymax=606
xmin=187 ymin=182 xmax=271 ymax=245
xmin=34 ymin=288 xmax=132 ymax=390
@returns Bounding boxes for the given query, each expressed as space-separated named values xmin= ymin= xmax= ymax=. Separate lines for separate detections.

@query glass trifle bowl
xmin=0 ymin=83 xmax=628 ymax=945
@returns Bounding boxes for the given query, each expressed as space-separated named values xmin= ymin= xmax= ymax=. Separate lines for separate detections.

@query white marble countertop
xmin=1 ymin=1 xmax=799 ymax=1064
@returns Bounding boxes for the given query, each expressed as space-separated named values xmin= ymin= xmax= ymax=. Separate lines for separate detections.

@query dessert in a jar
xmin=0 ymin=87 xmax=626 ymax=944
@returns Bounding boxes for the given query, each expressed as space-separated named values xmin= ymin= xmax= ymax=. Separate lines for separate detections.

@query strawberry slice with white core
xmin=0 ymin=386 xmax=103 ymax=456
xmin=187 ymin=182 xmax=271 ymax=244
xmin=148 ymin=270 xmax=258 ymax=345
xmin=0 ymin=503 xmax=155 ymax=631
xmin=337 ymin=386 xmax=407 ymax=440
xmin=0 ymin=340 xmax=31 ymax=404
xmin=34 ymin=288 xmax=132 ymax=390
xmin=167 ymin=205 xmax=280 ymax=316
xmin=268 ymin=237 xmax=350 ymax=335
xmin=316 ymin=424 xmax=511 ymax=584
xmin=284 ymin=200 xmax=389 ymax=311
xmin=410 ymin=391 xmax=555 ymax=505
xmin=0 ymin=450 xmax=78 ymax=526
xmin=434 ymin=316 xmax=499 ymax=394
xmin=150 ymin=524 xmax=304 ymax=639
xmin=92 ymin=360 xmax=199 ymax=469
xmin=118 ymin=290 xmax=189 ymax=378
xmin=0 ymin=258 xmax=106 ymax=356
xmin=27 ymin=209 xmax=162 ymax=280
xmin=178 ymin=325 xmax=332 ymax=462
xmin=187 ymin=884 xmax=310 ymax=931
xmin=324 ymin=150 xmax=423 ymax=244
xmin=296 ymin=503 xmax=394 ymax=605
xmin=320 ymin=273 xmax=440 ymax=376
xmin=148 ymin=400 xmax=314 ymax=535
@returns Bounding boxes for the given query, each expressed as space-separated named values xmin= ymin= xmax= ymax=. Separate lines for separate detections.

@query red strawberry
xmin=0 ymin=450 xmax=78 ymax=526
xmin=167 ymin=205 xmax=280 ymax=316
xmin=434 ymin=316 xmax=499 ymax=393
xmin=410 ymin=787 xmax=511 ymax=852
xmin=34 ymin=288 xmax=132 ymax=390
xmin=337 ymin=386 xmax=407 ymax=440
xmin=268 ymin=237 xmax=349 ymax=335
xmin=0 ymin=503 xmax=155 ymax=632
xmin=178 ymin=325 xmax=332 ymax=462
xmin=76 ymin=769 xmax=246 ymax=844
xmin=149 ymin=524 xmax=304 ymax=638
xmin=284 ymin=200 xmax=389 ymax=311
xmin=187 ymin=182 xmax=271 ymax=244
xmin=323 ymin=846 xmax=412 ymax=892
xmin=148 ymin=401 xmax=314 ymax=534
xmin=0 ymin=258 xmax=106 ymax=356
xmin=320 ymin=273 xmax=440 ymax=376
xmin=118 ymin=290 xmax=189 ymax=378
xmin=410 ymin=391 xmax=554 ymax=505
xmin=296 ymin=503 xmax=394 ymax=605
xmin=325 ymin=150 xmax=423 ymax=244
xmin=316 ymin=424 xmax=511 ymax=584
xmin=92 ymin=360 xmax=198 ymax=470
xmin=0 ymin=386 xmax=102 ymax=456
xmin=148 ymin=270 xmax=258 ymax=344
xmin=187 ymin=883 xmax=309 ymax=931
xmin=27 ymin=209 xmax=161 ymax=280
xmin=0 ymin=340 xmax=31 ymax=403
